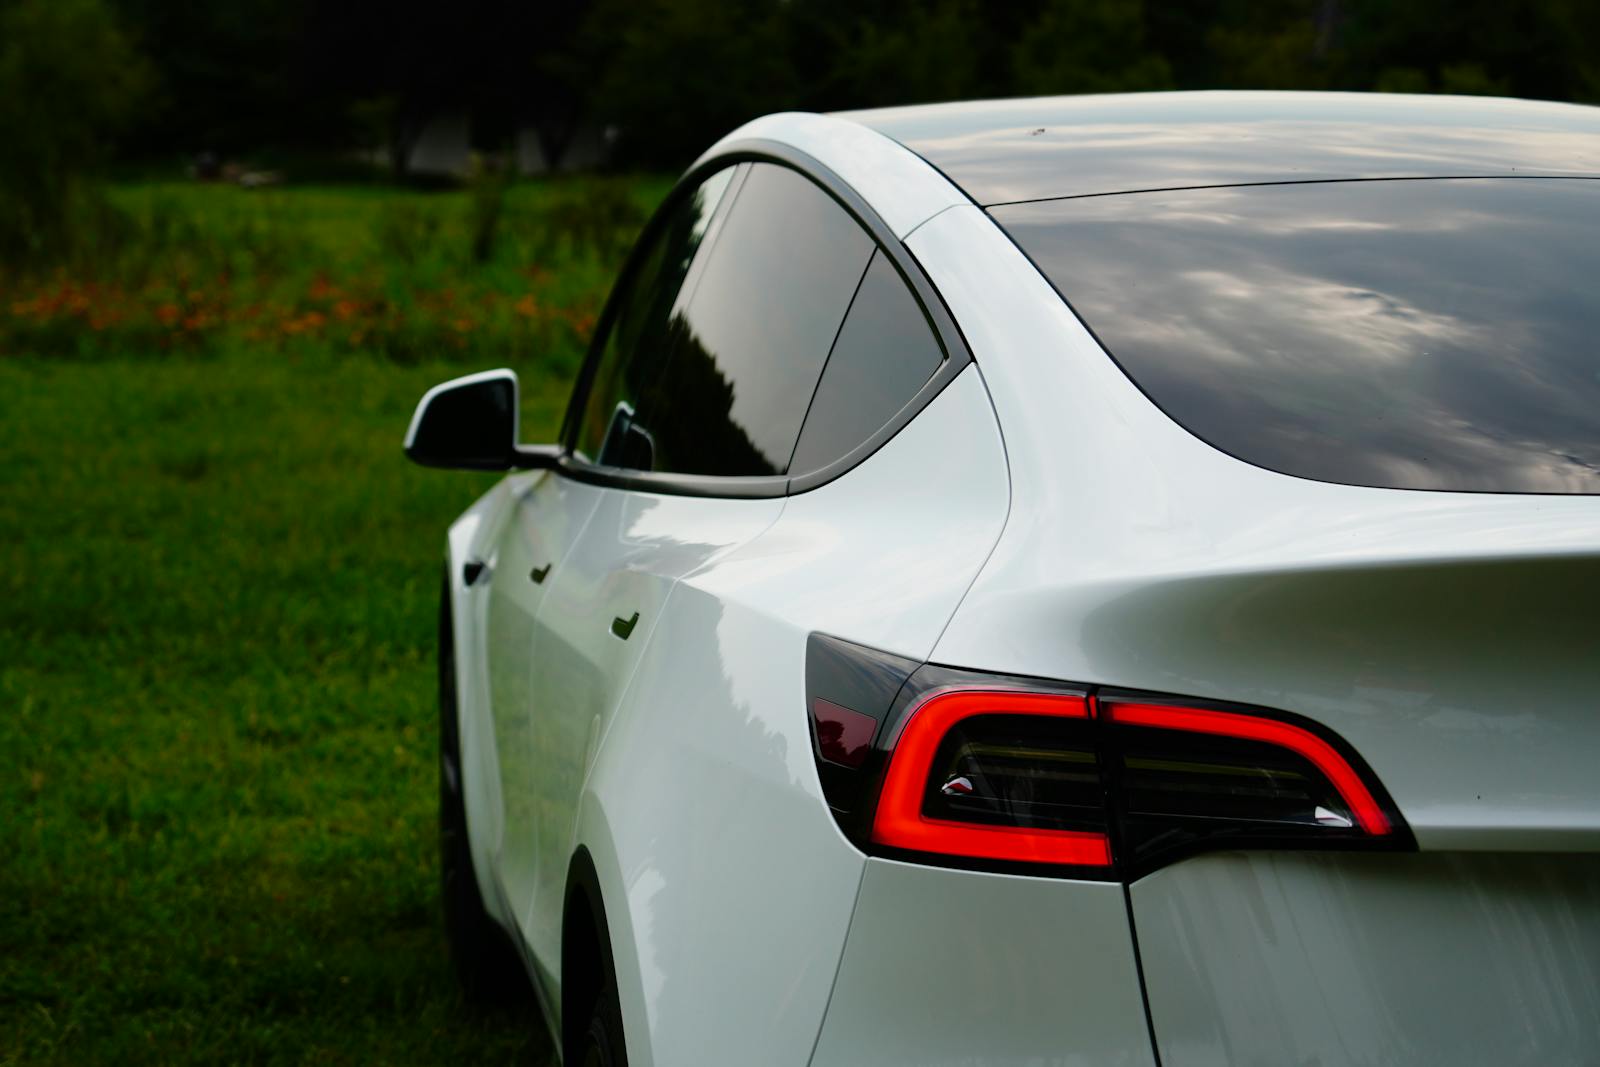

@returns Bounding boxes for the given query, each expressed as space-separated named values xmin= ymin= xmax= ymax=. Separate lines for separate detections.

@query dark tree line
xmin=72 ymin=0 xmax=1600 ymax=170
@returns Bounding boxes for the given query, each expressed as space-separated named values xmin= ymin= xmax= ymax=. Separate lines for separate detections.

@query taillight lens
xmin=1100 ymin=697 xmax=1401 ymax=874
xmin=1103 ymin=702 xmax=1390 ymax=834
xmin=871 ymin=692 xmax=1112 ymax=870
xmin=806 ymin=637 xmax=1411 ymax=880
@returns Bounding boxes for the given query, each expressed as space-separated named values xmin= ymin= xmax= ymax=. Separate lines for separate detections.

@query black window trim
xmin=553 ymin=138 xmax=974 ymax=499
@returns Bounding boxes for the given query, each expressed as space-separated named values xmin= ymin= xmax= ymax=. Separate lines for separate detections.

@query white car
xmin=406 ymin=91 xmax=1600 ymax=1066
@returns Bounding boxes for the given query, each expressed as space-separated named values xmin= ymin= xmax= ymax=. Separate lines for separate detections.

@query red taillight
xmin=812 ymin=698 xmax=877 ymax=769
xmin=877 ymin=818 xmax=1113 ymax=867
xmin=1102 ymin=700 xmax=1392 ymax=836
xmin=870 ymin=690 xmax=1113 ymax=869
xmin=805 ymin=636 xmax=1411 ymax=879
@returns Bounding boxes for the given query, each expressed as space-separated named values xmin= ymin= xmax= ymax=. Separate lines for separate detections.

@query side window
xmin=627 ymin=163 xmax=875 ymax=477
xmin=787 ymin=250 xmax=947 ymax=475
xmin=569 ymin=166 xmax=737 ymax=463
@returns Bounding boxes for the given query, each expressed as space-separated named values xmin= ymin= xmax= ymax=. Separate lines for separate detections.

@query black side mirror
xmin=403 ymin=369 xmax=559 ymax=471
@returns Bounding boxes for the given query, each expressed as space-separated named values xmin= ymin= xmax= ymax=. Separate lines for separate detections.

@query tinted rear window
xmin=634 ymin=163 xmax=874 ymax=477
xmin=995 ymin=178 xmax=1600 ymax=494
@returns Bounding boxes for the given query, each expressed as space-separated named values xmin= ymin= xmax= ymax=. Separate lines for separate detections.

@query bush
xmin=504 ymin=178 xmax=649 ymax=267
xmin=375 ymin=201 xmax=443 ymax=269
xmin=0 ymin=0 xmax=152 ymax=267
xmin=0 ymin=178 xmax=668 ymax=373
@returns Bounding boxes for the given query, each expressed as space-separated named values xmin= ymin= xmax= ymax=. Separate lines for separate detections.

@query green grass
xmin=0 ymin=177 xmax=666 ymax=1064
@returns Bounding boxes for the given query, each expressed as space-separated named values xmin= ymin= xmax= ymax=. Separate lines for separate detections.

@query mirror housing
xmin=403 ymin=369 xmax=559 ymax=471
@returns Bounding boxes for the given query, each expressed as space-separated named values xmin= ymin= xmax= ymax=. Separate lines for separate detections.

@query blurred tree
xmin=56 ymin=0 xmax=1600 ymax=176
xmin=1336 ymin=0 xmax=1591 ymax=101
xmin=303 ymin=0 xmax=595 ymax=175
xmin=301 ymin=0 xmax=473 ymax=176
xmin=1437 ymin=62 xmax=1511 ymax=97
xmin=0 ymin=0 xmax=152 ymax=263
xmin=584 ymin=0 xmax=795 ymax=167
xmin=520 ymin=2 xmax=594 ymax=168
xmin=1011 ymin=0 xmax=1172 ymax=95
xmin=826 ymin=0 xmax=988 ymax=107
xmin=1202 ymin=0 xmax=1335 ymax=90
xmin=1545 ymin=0 xmax=1600 ymax=102
xmin=1372 ymin=66 xmax=1432 ymax=94
xmin=111 ymin=0 xmax=318 ymax=157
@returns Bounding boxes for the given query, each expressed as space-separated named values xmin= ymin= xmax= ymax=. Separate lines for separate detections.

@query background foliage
xmin=3 ymin=0 xmax=1596 ymax=1062
xmin=100 ymin=0 xmax=1600 ymax=169
xmin=0 ymin=0 xmax=150 ymax=263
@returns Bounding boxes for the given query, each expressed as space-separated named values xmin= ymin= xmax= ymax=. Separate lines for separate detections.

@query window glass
xmin=995 ymin=178 xmax=1600 ymax=493
xmin=628 ymin=164 xmax=875 ymax=477
xmin=788 ymin=250 xmax=945 ymax=474
xmin=569 ymin=166 xmax=736 ymax=462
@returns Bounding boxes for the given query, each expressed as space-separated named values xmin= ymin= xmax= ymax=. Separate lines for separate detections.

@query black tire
xmin=439 ymin=579 xmax=529 ymax=1004
xmin=578 ymin=984 xmax=627 ymax=1067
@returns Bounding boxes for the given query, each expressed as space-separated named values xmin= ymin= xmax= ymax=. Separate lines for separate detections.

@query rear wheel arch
xmin=563 ymin=846 xmax=626 ymax=1063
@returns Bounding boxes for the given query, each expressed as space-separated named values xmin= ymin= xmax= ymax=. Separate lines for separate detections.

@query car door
xmin=481 ymin=469 xmax=601 ymax=921
xmin=516 ymin=161 xmax=881 ymax=984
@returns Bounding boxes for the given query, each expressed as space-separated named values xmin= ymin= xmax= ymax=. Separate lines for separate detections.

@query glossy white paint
xmin=911 ymin=204 xmax=1600 ymax=851
xmin=1131 ymin=852 xmax=1600 ymax=1065
xmin=567 ymin=365 xmax=1009 ymax=1064
xmin=812 ymin=858 xmax=1156 ymax=1066
xmin=694 ymin=112 xmax=970 ymax=239
xmin=485 ymin=473 xmax=606 ymax=943
xmin=444 ymin=477 xmax=515 ymax=928
xmin=520 ymin=487 xmax=785 ymax=993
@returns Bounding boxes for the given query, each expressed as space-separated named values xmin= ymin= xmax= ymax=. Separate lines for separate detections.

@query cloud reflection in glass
xmin=997 ymin=177 xmax=1600 ymax=494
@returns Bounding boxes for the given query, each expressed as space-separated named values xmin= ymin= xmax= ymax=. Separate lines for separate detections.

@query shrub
xmin=0 ymin=180 xmax=653 ymax=372
xmin=0 ymin=0 xmax=152 ymax=267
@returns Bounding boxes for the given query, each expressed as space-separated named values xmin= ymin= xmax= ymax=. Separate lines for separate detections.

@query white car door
xmin=519 ymin=488 xmax=781 ymax=984
xmin=482 ymin=469 xmax=601 ymax=925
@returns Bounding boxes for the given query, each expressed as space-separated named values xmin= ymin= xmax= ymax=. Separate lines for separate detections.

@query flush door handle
xmin=610 ymin=612 xmax=640 ymax=640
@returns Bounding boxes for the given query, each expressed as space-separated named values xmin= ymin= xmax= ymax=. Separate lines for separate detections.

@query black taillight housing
xmin=806 ymin=634 xmax=1413 ymax=881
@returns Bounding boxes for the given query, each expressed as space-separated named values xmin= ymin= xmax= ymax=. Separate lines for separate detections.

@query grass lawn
xmin=0 ymin=352 xmax=567 ymax=1064
xmin=0 ymin=177 xmax=661 ymax=1064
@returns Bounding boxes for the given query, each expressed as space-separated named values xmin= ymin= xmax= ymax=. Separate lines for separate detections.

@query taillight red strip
xmin=881 ymin=817 xmax=1114 ymax=867
xmin=1103 ymin=701 xmax=1393 ymax=836
xmin=871 ymin=689 xmax=1113 ymax=867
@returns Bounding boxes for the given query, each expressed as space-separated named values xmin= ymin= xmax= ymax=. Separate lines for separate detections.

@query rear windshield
xmin=994 ymin=178 xmax=1600 ymax=494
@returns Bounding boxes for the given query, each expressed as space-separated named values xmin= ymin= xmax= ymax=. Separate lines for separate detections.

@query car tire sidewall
xmin=581 ymin=985 xmax=627 ymax=1067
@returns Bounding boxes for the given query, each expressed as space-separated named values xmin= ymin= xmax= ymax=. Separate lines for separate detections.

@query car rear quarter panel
xmin=811 ymin=859 xmax=1155 ymax=1066
xmin=910 ymin=203 xmax=1600 ymax=850
xmin=576 ymin=365 xmax=1010 ymax=1066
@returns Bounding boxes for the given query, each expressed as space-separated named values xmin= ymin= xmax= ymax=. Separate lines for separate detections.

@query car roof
xmin=837 ymin=90 xmax=1600 ymax=206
